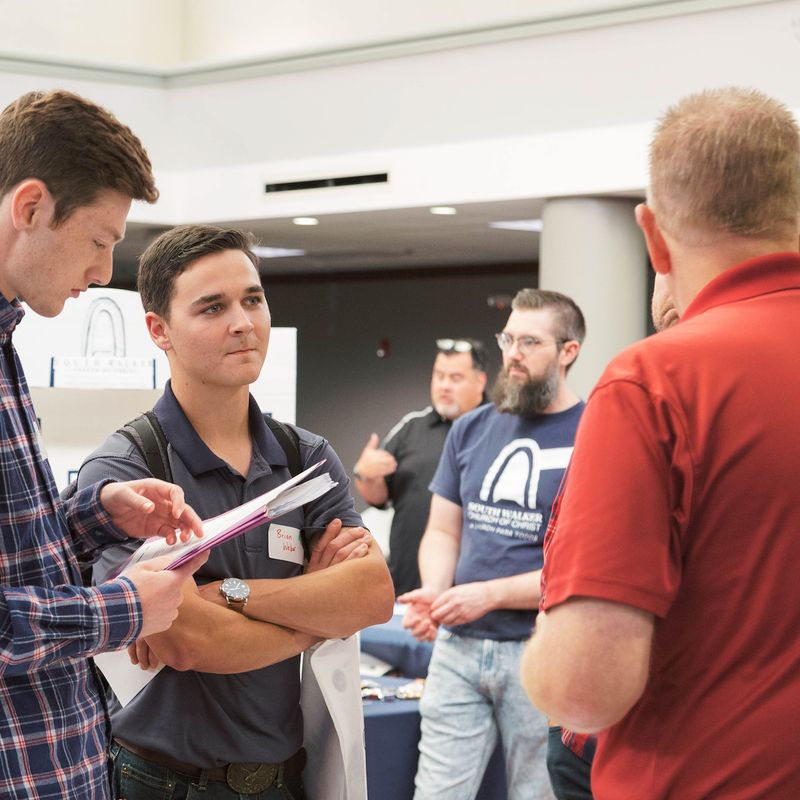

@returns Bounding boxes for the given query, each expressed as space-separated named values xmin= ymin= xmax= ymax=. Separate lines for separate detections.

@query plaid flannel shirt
xmin=0 ymin=295 xmax=142 ymax=799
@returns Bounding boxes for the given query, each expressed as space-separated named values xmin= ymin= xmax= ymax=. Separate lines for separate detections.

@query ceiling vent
xmin=265 ymin=172 xmax=388 ymax=193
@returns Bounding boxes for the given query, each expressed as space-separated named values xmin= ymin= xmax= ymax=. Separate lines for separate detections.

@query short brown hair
xmin=512 ymin=288 xmax=586 ymax=345
xmin=0 ymin=90 xmax=157 ymax=223
xmin=649 ymin=87 xmax=800 ymax=243
xmin=138 ymin=224 xmax=260 ymax=318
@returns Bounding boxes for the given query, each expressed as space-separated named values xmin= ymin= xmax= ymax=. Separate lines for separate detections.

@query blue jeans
xmin=414 ymin=630 xmax=554 ymax=800
xmin=109 ymin=742 xmax=303 ymax=800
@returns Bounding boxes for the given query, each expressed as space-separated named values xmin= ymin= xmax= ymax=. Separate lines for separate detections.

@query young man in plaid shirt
xmin=0 ymin=90 xmax=205 ymax=799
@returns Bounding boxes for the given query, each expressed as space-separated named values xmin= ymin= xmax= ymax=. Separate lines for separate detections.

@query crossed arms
xmin=134 ymin=519 xmax=393 ymax=673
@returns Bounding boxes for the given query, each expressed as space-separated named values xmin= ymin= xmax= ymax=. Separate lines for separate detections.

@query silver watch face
xmin=220 ymin=577 xmax=250 ymax=602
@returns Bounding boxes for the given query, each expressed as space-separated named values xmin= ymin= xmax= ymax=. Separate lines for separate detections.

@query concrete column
xmin=539 ymin=197 xmax=649 ymax=399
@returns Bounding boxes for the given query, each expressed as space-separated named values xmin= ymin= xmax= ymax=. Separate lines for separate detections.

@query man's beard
xmin=434 ymin=399 xmax=460 ymax=420
xmin=490 ymin=361 xmax=559 ymax=417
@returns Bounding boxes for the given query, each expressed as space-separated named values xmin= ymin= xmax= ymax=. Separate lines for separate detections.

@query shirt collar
xmin=681 ymin=252 xmax=800 ymax=323
xmin=427 ymin=407 xmax=450 ymax=427
xmin=428 ymin=395 xmax=489 ymax=426
xmin=153 ymin=380 xmax=288 ymax=477
xmin=0 ymin=294 xmax=25 ymax=342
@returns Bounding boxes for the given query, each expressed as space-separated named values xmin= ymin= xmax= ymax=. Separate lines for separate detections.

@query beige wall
xmin=0 ymin=2 xmax=767 ymax=68
xmin=0 ymin=0 xmax=182 ymax=67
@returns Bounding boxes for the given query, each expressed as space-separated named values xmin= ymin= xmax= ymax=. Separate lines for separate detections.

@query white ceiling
xmin=0 ymin=0 xmax=770 ymax=285
xmin=114 ymin=192 xmax=651 ymax=283
xmin=113 ymin=197 xmax=551 ymax=282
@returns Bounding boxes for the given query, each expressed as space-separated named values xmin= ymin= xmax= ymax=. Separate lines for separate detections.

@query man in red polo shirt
xmin=521 ymin=87 xmax=800 ymax=799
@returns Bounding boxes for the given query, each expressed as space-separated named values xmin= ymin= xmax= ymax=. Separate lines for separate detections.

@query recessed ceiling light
xmin=252 ymin=246 xmax=306 ymax=258
xmin=489 ymin=219 xmax=543 ymax=233
xmin=429 ymin=206 xmax=457 ymax=216
xmin=292 ymin=216 xmax=319 ymax=226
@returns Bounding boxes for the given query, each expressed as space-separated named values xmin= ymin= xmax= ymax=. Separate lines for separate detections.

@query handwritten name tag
xmin=268 ymin=524 xmax=304 ymax=565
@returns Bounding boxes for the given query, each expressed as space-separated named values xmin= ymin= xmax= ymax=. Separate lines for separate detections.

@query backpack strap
xmin=263 ymin=415 xmax=310 ymax=559
xmin=118 ymin=411 xmax=172 ymax=483
xmin=263 ymin=415 xmax=302 ymax=477
xmin=58 ymin=411 xmax=171 ymax=503
xmin=64 ymin=411 xmax=170 ymax=588
xmin=118 ymin=412 xmax=299 ymax=482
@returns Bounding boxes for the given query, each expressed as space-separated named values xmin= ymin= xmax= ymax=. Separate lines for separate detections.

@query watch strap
xmin=225 ymin=595 xmax=247 ymax=613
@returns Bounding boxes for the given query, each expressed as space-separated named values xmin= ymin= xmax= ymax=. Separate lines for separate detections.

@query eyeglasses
xmin=495 ymin=332 xmax=564 ymax=355
xmin=436 ymin=338 xmax=473 ymax=353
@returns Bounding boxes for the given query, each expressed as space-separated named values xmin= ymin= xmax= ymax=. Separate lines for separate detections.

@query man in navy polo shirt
xmin=79 ymin=224 xmax=394 ymax=800
xmin=400 ymin=288 xmax=586 ymax=800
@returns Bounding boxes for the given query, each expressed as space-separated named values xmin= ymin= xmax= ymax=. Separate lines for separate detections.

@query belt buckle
xmin=226 ymin=762 xmax=278 ymax=795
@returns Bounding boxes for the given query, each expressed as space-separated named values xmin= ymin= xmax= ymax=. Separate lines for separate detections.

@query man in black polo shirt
xmin=354 ymin=339 xmax=487 ymax=595
xmin=78 ymin=224 xmax=394 ymax=800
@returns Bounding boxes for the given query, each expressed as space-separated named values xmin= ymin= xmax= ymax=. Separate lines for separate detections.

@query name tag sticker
xmin=268 ymin=524 xmax=304 ymax=565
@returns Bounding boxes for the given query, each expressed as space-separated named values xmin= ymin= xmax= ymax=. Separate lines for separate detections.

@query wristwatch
xmin=219 ymin=577 xmax=251 ymax=613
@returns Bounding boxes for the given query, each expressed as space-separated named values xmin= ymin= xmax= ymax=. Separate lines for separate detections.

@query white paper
xmin=96 ymin=634 xmax=368 ymax=798
xmin=301 ymin=637 xmax=367 ymax=800
xmin=268 ymin=524 xmax=304 ymax=565
xmin=93 ymin=648 xmax=163 ymax=707
xmin=121 ymin=460 xmax=333 ymax=572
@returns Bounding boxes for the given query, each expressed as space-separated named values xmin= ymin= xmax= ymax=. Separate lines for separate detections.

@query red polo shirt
xmin=542 ymin=253 xmax=800 ymax=799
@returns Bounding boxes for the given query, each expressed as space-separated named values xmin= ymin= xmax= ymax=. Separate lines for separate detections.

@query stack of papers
xmin=97 ymin=460 xmax=338 ymax=707
xmin=121 ymin=460 xmax=335 ymax=572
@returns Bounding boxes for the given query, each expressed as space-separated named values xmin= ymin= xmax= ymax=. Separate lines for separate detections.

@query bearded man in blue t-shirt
xmin=399 ymin=288 xmax=586 ymax=800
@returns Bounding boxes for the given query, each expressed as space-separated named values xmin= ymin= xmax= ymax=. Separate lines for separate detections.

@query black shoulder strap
xmin=263 ymin=415 xmax=302 ymax=477
xmin=118 ymin=411 xmax=172 ymax=483
xmin=117 ymin=412 xmax=298 ymax=482
xmin=59 ymin=411 xmax=171 ymax=503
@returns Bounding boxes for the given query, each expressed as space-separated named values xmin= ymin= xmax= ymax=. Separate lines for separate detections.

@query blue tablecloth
xmin=363 ymin=676 xmax=507 ymax=800
xmin=360 ymin=613 xmax=434 ymax=678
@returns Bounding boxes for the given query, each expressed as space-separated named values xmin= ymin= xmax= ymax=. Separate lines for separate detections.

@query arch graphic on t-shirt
xmin=479 ymin=439 xmax=574 ymax=509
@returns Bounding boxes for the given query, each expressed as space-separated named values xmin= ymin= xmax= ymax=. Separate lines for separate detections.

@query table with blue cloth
xmin=360 ymin=611 xmax=434 ymax=678
xmin=361 ymin=614 xmax=508 ymax=800
xmin=363 ymin=676 xmax=506 ymax=800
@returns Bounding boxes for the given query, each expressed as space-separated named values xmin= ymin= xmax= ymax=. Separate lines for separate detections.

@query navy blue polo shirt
xmin=79 ymin=381 xmax=362 ymax=766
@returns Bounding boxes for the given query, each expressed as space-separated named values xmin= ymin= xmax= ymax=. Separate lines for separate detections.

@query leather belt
xmin=114 ymin=737 xmax=305 ymax=794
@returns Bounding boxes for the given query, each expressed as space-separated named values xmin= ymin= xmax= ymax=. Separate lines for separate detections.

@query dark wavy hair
xmin=138 ymin=224 xmax=259 ymax=318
